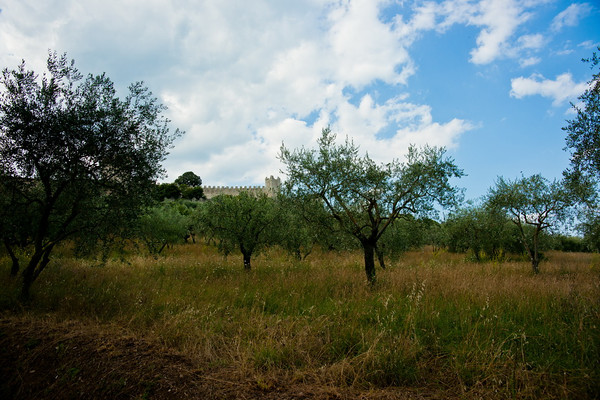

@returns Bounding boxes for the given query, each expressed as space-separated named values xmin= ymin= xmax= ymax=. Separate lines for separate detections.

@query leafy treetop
xmin=279 ymin=127 xmax=464 ymax=283
xmin=174 ymin=171 xmax=202 ymax=187
xmin=0 ymin=51 xmax=182 ymax=299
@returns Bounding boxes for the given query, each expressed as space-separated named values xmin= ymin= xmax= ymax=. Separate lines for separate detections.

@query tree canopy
xmin=487 ymin=175 xmax=574 ymax=274
xmin=197 ymin=192 xmax=278 ymax=270
xmin=154 ymin=172 xmax=204 ymax=201
xmin=279 ymin=127 xmax=463 ymax=283
xmin=442 ymin=203 xmax=520 ymax=261
xmin=0 ymin=52 xmax=182 ymax=299
xmin=174 ymin=171 xmax=202 ymax=187
xmin=564 ymin=46 xmax=600 ymax=193
xmin=563 ymin=47 xmax=600 ymax=249
xmin=136 ymin=202 xmax=192 ymax=255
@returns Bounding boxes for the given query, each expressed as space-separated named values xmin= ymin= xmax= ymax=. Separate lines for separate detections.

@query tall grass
xmin=1 ymin=244 xmax=599 ymax=398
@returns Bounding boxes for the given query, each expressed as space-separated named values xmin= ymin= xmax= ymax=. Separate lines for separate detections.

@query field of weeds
xmin=1 ymin=244 xmax=599 ymax=399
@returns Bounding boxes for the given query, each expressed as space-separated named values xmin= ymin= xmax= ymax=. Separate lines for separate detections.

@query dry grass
xmin=1 ymin=244 xmax=599 ymax=399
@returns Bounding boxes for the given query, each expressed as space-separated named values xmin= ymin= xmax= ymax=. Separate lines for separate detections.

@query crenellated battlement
xmin=203 ymin=185 xmax=263 ymax=190
xmin=203 ymin=176 xmax=281 ymax=199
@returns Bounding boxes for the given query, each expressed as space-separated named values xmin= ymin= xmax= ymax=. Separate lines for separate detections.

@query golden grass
xmin=1 ymin=243 xmax=599 ymax=399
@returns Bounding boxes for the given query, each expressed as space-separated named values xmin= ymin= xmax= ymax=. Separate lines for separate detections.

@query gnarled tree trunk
xmin=362 ymin=239 xmax=377 ymax=285
xmin=241 ymin=244 xmax=252 ymax=270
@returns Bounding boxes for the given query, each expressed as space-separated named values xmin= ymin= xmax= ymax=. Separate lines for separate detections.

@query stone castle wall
xmin=203 ymin=176 xmax=281 ymax=199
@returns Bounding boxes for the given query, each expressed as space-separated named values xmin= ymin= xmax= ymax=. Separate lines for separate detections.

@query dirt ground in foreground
xmin=0 ymin=316 xmax=445 ymax=400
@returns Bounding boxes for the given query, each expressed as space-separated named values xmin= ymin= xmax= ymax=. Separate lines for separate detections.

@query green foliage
xmin=181 ymin=185 xmax=204 ymax=200
xmin=563 ymin=47 xmax=600 ymax=251
xmin=563 ymin=46 xmax=600 ymax=197
xmin=379 ymin=216 xmax=436 ymax=260
xmin=580 ymin=210 xmax=600 ymax=252
xmin=154 ymin=183 xmax=182 ymax=201
xmin=274 ymin=194 xmax=320 ymax=260
xmin=548 ymin=234 xmax=588 ymax=253
xmin=0 ymin=51 xmax=181 ymax=299
xmin=442 ymin=204 xmax=522 ymax=260
xmin=154 ymin=172 xmax=204 ymax=201
xmin=174 ymin=171 xmax=202 ymax=187
xmin=279 ymin=127 xmax=464 ymax=283
xmin=136 ymin=202 xmax=191 ymax=255
xmin=487 ymin=175 xmax=575 ymax=273
xmin=197 ymin=192 xmax=278 ymax=269
xmin=274 ymin=193 xmax=355 ymax=259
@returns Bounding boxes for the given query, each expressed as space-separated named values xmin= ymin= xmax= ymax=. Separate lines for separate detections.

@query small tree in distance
xmin=176 ymin=171 xmax=204 ymax=200
xmin=197 ymin=192 xmax=278 ymax=270
xmin=442 ymin=203 xmax=520 ymax=260
xmin=154 ymin=171 xmax=204 ymax=201
xmin=154 ymin=183 xmax=182 ymax=201
xmin=279 ymin=127 xmax=464 ymax=284
xmin=486 ymin=175 xmax=574 ymax=274
xmin=136 ymin=203 xmax=191 ymax=255
xmin=174 ymin=171 xmax=202 ymax=187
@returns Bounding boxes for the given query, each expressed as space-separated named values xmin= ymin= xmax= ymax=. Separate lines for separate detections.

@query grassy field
xmin=1 ymin=243 xmax=599 ymax=399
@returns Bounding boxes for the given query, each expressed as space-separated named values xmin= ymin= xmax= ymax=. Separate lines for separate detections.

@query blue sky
xmin=0 ymin=0 xmax=598 ymax=201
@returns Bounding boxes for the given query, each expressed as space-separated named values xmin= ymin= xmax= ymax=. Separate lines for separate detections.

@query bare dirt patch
xmin=0 ymin=315 xmax=441 ymax=399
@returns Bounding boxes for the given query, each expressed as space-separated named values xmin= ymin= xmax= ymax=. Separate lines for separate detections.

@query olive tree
xmin=136 ymin=202 xmax=191 ymax=255
xmin=0 ymin=52 xmax=181 ymax=299
xmin=378 ymin=216 xmax=436 ymax=262
xmin=279 ymin=127 xmax=463 ymax=284
xmin=486 ymin=175 xmax=574 ymax=274
xmin=442 ymin=204 xmax=520 ymax=260
xmin=154 ymin=182 xmax=182 ymax=201
xmin=197 ymin=192 xmax=278 ymax=270
xmin=564 ymin=46 xmax=600 ymax=193
xmin=174 ymin=171 xmax=202 ymax=187
xmin=274 ymin=194 xmax=322 ymax=260
xmin=175 ymin=171 xmax=204 ymax=199
xmin=563 ymin=47 xmax=600 ymax=248
xmin=154 ymin=172 xmax=204 ymax=201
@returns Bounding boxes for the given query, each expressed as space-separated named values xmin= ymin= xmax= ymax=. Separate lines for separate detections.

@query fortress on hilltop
xmin=203 ymin=176 xmax=282 ymax=199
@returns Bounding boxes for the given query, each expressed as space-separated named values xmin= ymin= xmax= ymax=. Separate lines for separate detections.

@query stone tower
xmin=264 ymin=176 xmax=282 ymax=197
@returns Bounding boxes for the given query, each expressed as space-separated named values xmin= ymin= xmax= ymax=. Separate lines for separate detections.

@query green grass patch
xmin=1 ymin=244 xmax=599 ymax=398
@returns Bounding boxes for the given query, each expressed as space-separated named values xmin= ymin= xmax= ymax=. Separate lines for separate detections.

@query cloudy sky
xmin=0 ymin=0 xmax=598 ymax=200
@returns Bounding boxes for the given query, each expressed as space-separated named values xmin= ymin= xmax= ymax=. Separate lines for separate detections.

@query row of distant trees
xmin=140 ymin=165 xmax=595 ymax=276
xmin=1 ymin=48 xmax=598 ymax=300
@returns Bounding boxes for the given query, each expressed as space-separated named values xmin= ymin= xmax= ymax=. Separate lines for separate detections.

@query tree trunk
xmin=531 ymin=257 xmax=540 ymax=274
xmin=240 ymin=243 xmax=252 ymax=270
xmin=243 ymin=252 xmax=251 ymax=270
xmin=33 ymin=245 xmax=53 ymax=282
xmin=362 ymin=240 xmax=377 ymax=285
xmin=4 ymin=241 xmax=19 ymax=277
xmin=473 ymin=247 xmax=481 ymax=262
xmin=158 ymin=241 xmax=168 ymax=254
xmin=20 ymin=243 xmax=55 ymax=301
xmin=531 ymin=229 xmax=540 ymax=274
xmin=375 ymin=244 xmax=386 ymax=269
xmin=517 ymin=223 xmax=541 ymax=275
xmin=10 ymin=257 xmax=20 ymax=277
xmin=20 ymin=251 xmax=43 ymax=301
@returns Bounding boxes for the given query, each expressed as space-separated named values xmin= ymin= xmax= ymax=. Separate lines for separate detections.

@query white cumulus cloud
xmin=1 ymin=0 xmax=514 ymax=186
xmin=510 ymin=73 xmax=588 ymax=106
xmin=432 ymin=0 xmax=548 ymax=65
xmin=551 ymin=3 xmax=593 ymax=32
xmin=517 ymin=33 xmax=546 ymax=50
